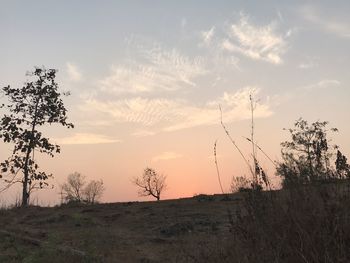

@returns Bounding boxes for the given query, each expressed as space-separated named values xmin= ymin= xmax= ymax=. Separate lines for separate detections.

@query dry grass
xmin=185 ymin=180 xmax=350 ymax=262
xmin=0 ymin=181 xmax=349 ymax=262
xmin=0 ymin=195 xmax=240 ymax=262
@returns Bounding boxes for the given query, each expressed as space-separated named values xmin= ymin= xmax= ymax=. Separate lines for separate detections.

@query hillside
xmin=0 ymin=194 xmax=241 ymax=262
xmin=1 ymin=182 xmax=349 ymax=263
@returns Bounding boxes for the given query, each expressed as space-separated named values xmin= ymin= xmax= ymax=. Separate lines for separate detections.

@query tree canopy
xmin=277 ymin=118 xmax=349 ymax=187
xmin=0 ymin=67 xmax=74 ymax=206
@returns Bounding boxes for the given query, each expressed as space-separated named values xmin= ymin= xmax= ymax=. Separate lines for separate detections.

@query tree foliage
xmin=277 ymin=118 xmax=349 ymax=187
xmin=133 ymin=167 xmax=166 ymax=201
xmin=335 ymin=150 xmax=350 ymax=178
xmin=0 ymin=67 xmax=73 ymax=206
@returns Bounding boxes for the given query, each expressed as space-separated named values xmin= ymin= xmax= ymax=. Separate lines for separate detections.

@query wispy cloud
xmin=99 ymin=45 xmax=206 ymax=95
xmin=201 ymin=26 xmax=215 ymax=45
xmin=152 ymin=152 xmax=183 ymax=162
xmin=301 ymin=6 xmax=350 ymax=39
xmin=55 ymin=133 xmax=121 ymax=145
xmin=132 ymin=130 xmax=156 ymax=138
xmin=276 ymin=9 xmax=284 ymax=22
xmin=298 ymin=56 xmax=319 ymax=69
xmin=303 ymin=79 xmax=341 ymax=90
xmin=80 ymin=87 xmax=273 ymax=132
xmin=221 ymin=12 xmax=289 ymax=64
xmin=66 ymin=62 xmax=82 ymax=81
xmin=298 ymin=62 xmax=316 ymax=69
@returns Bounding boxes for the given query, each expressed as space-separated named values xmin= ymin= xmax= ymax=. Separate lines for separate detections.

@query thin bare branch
xmin=214 ymin=140 xmax=225 ymax=194
xmin=243 ymin=137 xmax=276 ymax=167
xmin=219 ymin=105 xmax=255 ymax=179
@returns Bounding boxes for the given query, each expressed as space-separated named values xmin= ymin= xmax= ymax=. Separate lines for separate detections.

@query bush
xmin=230 ymin=176 xmax=250 ymax=193
xmin=277 ymin=118 xmax=350 ymax=187
xmin=185 ymin=181 xmax=350 ymax=262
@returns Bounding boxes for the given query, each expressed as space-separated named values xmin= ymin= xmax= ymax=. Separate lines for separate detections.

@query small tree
xmin=276 ymin=118 xmax=349 ymax=187
xmin=133 ymin=167 xmax=166 ymax=201
xmin=61 ymin=172 xmax=86 ymax=203
xmin=61 ymin=172 xmax=105 ymax=204
xmin=83 ymin=179 xmax=104 ymax=204
xmin=335 ymin=150 xmax=350 ymax=179
xmin=0 ymin=68 xmax=74 ymax=206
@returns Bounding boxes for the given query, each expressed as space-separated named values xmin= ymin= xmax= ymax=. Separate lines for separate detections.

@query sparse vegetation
xmin=277 ymin=118 xmax=350 ymax=187
xmin=187 ymin=117 xmax=350 ymax=262
xmin=0 ymin=194 xmax=235 ymax=262
xmin=184 ymin=182 xmax=350 ymax=262
xmin=230 ymin=175 xmax=250 ymax=193
xmin=217 ymin=93 xmax=272 ymax=194
xmin=133 ymin=167 xmax=167 ymax=201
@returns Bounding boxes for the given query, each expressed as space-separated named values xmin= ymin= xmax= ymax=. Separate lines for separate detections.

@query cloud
xmin=201 ymin=26 xmax=215 ymax=45
xmin=66 ymin=62 xmax=82 ymax=81
xmin=80 ymin=87 xmax=273 ymax=132
xmin=298 ymin=56 xmax=319 ymax=70
xmin=301 ymin=6 xmax=350 ymax=39
xmin=55 ymin=133 xmax=121 ymax=145
xmin=298 ymin=62 xmax=316 ymax=69
xmin=132 ymin=130 xmax=156 ymax=138
xmin=276 ymin=9 xmax=284 ymax=22
xmin=152 ymin=152 xmax=183 ymax=162
xmin=221 ymin=13 xmax=288 ymax=64
xmin=82 ymin=97 xmax=179 ymax=127
xmin=99 ymin=46 xmax=206 ymax=95
xmin=303 ymin=79 xmax=341 ymax=90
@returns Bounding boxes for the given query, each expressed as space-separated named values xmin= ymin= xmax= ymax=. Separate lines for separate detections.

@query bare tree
xmin=61 ymin=173 xmax=105 ymax=204
xmin=61 ymin=172 xmax=86 ymax=203
xmin=83 ymin=180 xmax=104 ymax=204
xmin=133 ymin=167 xmax=166 ymax=201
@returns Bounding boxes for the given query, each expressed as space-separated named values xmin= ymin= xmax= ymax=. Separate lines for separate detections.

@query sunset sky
xmin=1 ymin=0 xmax=349 ymax=205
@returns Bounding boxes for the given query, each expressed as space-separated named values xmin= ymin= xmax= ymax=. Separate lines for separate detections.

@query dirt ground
xmin=0 ymin=194 xmax=243 ymax=262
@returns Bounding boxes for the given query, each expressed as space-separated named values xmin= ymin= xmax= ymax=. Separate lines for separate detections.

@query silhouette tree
xmin=61 ymin=172 xmax=86 ymax=203
xmin=0 ymin=68 xmax=74 ymax=206
xmin=133 ymin=167 xmax=166 ymax=201
xmin=276 ymin=118 xmax=349 ymax=186
xmin=335 ymin=150 xmax=350 ymax=179
xmin=61 ymin=172 xmax=105 ymax=204
xmin=83 ymin=179 xmax=105 ymax=204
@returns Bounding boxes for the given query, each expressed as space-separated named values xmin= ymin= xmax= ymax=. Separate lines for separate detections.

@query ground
xmin=0 ymin=194 xmax=241 ymax=262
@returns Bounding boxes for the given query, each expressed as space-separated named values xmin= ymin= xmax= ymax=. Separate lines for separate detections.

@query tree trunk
xmin=22 ymin=134 xmax=35 ymax=207
xmin=21 ymin=179 xmax=28 ymax=206
xmin=22 ymin=99 xmax=40 ymax=207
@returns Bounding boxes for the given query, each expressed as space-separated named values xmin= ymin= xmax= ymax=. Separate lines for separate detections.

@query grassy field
xmin=1 ymin=182 xmax=349 ymax=263
xmin=0 ymin=194 xmax=242 ymax=262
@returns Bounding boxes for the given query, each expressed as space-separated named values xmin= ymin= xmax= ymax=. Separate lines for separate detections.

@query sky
xmin=0 ymin=0 xmax=349 ymax=205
